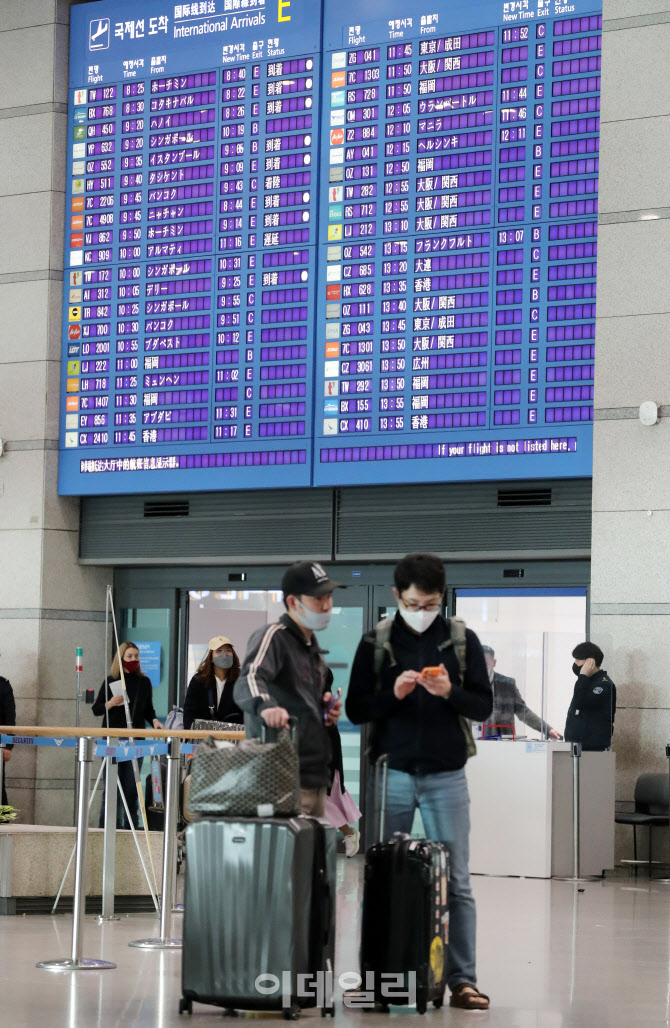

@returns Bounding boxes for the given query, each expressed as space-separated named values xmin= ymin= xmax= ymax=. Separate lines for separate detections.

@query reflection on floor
xmin=1 ymin=859 xmax=669 ymax=1026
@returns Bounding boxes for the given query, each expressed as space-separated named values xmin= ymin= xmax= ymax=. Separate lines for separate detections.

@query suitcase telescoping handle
xmin=260 ymin=715 xmax=298 ymax=746
xmin=374 ymin=753 xmax=389 ymax=845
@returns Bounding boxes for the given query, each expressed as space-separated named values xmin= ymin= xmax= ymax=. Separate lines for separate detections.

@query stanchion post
xmin=99 ymin=757 xmax=120 ymax=922
xmin=37 ymin=737 xmax=117 ymax=971
xmin=129 ymin=736 xmax=182 ymax=949
xmin=554 ymin=742 xmax=600 ymax=883
xmin=0 ymin=742 xmax=5 ymax=806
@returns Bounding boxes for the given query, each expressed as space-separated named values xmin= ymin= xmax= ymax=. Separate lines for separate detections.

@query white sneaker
xmin=344 ymin=828 xmax=360 ymax=857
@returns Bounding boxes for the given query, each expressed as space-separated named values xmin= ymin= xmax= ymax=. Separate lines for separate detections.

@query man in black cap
xmin=234 ymin=561 xmax=344 ymax=816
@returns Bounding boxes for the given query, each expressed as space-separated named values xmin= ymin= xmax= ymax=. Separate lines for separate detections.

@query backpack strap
xmin=373 ymin=617 xmax=396 ymax=692
xmin=438 ymin=616 xmax=477 ymax=760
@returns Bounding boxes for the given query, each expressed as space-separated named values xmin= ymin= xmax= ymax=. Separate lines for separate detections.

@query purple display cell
xmin=552 ymin=76 xmax=600 ymax=97
xmin=546 ymin=364 xmax=594 ymax=382
xmin=549 ymin=198 xmax=598 ymax=217
xmin=554 ymin=14 xmax=602 ymax=34
xmin=553 ymin=35 xmax=601 ymax=57
xmin=148 ymin=145 xmax=216 ymax=167
xmin=500 ymin=66 xmax=529 ymax=84
xmin=267 ymin=58 xmax=314 ymax=76
xmin=545 ymin=405 xmax=593 ymax=423
xmin=546 ymin=329 xmax=595 ymax=346
xmin=89 ymin=86 xmax=117 ymax=101
xmin=151 ymin=73 xmax=217 ymax=93
xmin=260 ymin=327 xmax=307 ymax=343
xmin=493 ymin=410 xmax=521 ymax=425
xmin=553 ymin=56 xmax=601 ymax=77
xmin=150 ymin=90 xmax=216 ymax=111
xmin=548 ymin=220 xmax=597 ymax=241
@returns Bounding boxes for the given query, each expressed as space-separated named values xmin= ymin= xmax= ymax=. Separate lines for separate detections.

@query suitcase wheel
xmin=178 ymin=997 xmax=192 ymax=1015
xmin=284 ymin=1003 xmax=301 ymax=1020
xmin=321 ymin=1004 xmax=336 ymax=1017
xmin=433 ymin=994 xmax=444 ymax=1010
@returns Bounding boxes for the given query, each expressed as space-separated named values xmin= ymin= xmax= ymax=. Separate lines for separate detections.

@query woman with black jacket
xmin=183 ymin=635 xmax=243 ymax=729
xmin=92 ymin=641 xmax=162 ymax=829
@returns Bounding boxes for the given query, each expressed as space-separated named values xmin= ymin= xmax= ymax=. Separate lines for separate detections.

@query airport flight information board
xmin=60 ymin=0 xmax=602 ymax=495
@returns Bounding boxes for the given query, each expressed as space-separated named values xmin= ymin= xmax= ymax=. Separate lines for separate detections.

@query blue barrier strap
xmin=95 ymin=742 xmax=169 ymax=762
xmin=1 ymin=734 xmax=76 ymax=748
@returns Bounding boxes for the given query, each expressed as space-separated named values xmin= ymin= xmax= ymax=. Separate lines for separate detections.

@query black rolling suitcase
xmin=360 ymin=757 xmax=449 ymax=1015
xmin=180 ymin=816 xmax=336 ymax=1019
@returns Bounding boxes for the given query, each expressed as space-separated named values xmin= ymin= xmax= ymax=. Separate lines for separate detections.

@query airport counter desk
xmin=467 ymin=741 xmax=615 ymax=879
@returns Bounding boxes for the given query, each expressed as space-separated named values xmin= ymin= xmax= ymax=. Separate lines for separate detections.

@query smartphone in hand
xmin=323 ymin=688 xmax=342 ymax=721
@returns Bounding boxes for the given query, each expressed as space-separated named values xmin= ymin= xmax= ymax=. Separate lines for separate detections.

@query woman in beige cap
xmin=183 ymin=635 xmax=243 ymax=729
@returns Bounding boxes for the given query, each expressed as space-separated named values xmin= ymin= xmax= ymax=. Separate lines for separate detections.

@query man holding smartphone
xmin=235 ymin=560 xmax=344 ymax=816
xmin=346 ymin=553 xmax=492 ymax=1011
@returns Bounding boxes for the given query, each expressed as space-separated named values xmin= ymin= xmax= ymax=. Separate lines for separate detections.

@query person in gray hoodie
xmin=234 ymin=560 xmax=344 ymax=816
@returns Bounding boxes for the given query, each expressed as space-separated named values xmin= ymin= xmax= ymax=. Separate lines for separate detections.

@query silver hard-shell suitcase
xmin=180 ymin=816 xmax=336 ymax=1019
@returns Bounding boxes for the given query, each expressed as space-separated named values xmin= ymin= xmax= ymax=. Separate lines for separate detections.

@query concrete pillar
xmin=0 ymin=1 xmax=112 ymax=824
xmin=593 ymin=0 xmax=670 ymax=860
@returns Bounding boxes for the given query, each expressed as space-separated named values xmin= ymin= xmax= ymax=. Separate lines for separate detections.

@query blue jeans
xmin=384 ymin=767 xmax=477 ymax=990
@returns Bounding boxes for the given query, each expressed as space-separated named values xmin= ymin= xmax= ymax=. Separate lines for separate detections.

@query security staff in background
xmin=564 ymin=641 xmax=616 ymax=751
xmin=481 ymin=645 xmax=561 ymax=740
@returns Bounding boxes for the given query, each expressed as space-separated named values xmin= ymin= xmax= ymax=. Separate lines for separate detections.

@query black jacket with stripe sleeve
xmin=234 ymin=613 xmax=332 ymax=789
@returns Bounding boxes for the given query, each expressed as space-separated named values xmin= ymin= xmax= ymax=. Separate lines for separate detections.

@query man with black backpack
xmin=346 ymin=553 xmax=492 ymax=1011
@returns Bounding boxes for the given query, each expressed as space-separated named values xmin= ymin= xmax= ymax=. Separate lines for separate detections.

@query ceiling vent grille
xmin=143 ymin=500 xmax=190 ymax=518
xmin=497 ymin=488 xmax=552 ymax=508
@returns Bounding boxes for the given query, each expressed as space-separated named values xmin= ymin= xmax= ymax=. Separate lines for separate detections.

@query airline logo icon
xmin=66 ymin=396 xmax=80 ymax=412
xmin=326 ymin=284 xmax=341 ymax=301
xmin=74 ymin=109 xmax=87 ymax=125
xmin=65 ymin=414 xmax=79 ymax=430
xmin=72 ymin=143 xmax=85 ymax=159
xmin=68 ymin=324 xmax=81 ymax=340
xmin=68 ymin=306 xmax=82 ymax=322
xmin=325 ymin=341 xmax=340 ymax=358
xmin=325 ymin=322 xmax=340 ymax=340
xmin=73 ymin=126 xmax=86 ymax=141
xmin=74 ymin=88 xmax=87 ymax=106
xmin=329 ymin=146 xmax=344 ymax=164
xmin=331 ymin=71 xmax=346 ymax=89
xmin=329 ymin=166 xmax=343 ymax=183
xmin=324 ymin=400 xmax=338 ymax=414
xmin=70 ymin=271 xmax=83 ymax=287
xmin=66 ymin=378 xmax=80 ymax=394
xmin=324 ymin=361 xmax=339 ymax=378
xmin=72 ymin=161 xmax=85 ymax=176
xmin=329 ymin=185 xmax=343 ymax=203
xmin=323 ymin=419 xmax=338 ymax=435
xmin=328 ymin=204 xmax=342 ymax=222
xmin=327 ymin=246 xmax=342 ymax=262
xmin=70 ymin=233 xmax=83 ymax=250
xmin=324 ymin=378 xmax=339 ymax=396
xmin=331 ymin=89 xmax=345 ymax=107
xmin=72 ymin=178 xmax=84 ymax=195
xmin=69 ymin=288 xmax=82 ymax=303
xmin=65 ymin=432 xmax=79 ymax=448
xmin=67 ymin=344 xmax=80 ymax=358
xmin=67 ymin=361 xmax=81 ymax=376
xmin=71 ymin=215 xmax=84 ymax=232
xmin=327 ymin=224 xmax=343 ymax=241
xmin=330 ymin=109 xmax=345 ymax=127
xmin=89 ymin=18 xmax=110 ymax=50
xmin=71 ymin=197 xmax=84 ymax=213
xmin=70 ymin=251 xmax=83 ymax=267
xmin=332 ymin=52 xmax=346 ymax=69
xmin=326 ymin=264 xmax=341 ymax=282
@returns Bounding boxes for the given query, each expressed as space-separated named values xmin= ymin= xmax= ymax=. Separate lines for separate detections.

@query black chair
xmin=615 ymin=773 xmax=670 ymax=874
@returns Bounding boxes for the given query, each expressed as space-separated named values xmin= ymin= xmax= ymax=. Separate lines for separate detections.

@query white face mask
xmin=398 ymin=607 xmax=440 ymax=634
xmin=295 ymin=601 xmax=332 ymax=632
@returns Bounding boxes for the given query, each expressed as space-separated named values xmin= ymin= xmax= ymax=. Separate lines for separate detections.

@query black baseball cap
xmin=281 ymin=561 xmax=345 ymax=599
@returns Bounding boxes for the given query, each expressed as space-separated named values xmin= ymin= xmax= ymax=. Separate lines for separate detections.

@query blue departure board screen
xmin=59 ymin=0 xmax=601 ymax=494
